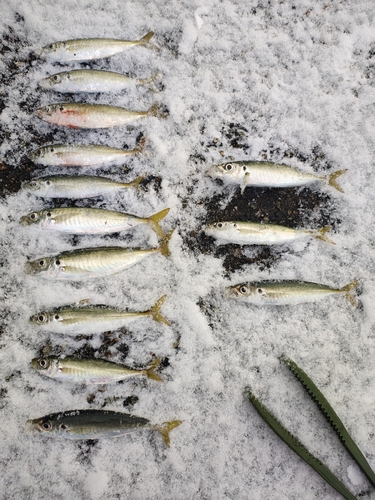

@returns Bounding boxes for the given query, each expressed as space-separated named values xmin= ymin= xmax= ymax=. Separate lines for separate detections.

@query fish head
xmin=23 ymin=178 xmax=54 ymax=196
xmin=38 ymin=72 xmax=70 ymax=91
xmin=19 ymin=210 xmax=46 ymax=227
xmin=34 ymin=104 xmax=61 ymax=121
xmin=24 ymin=255 xmax=62 ymax=279
xmin=225 ymin=283 xmax=259 ymax=300
xmin=204 ymin=221 xmax=236 ymax=238
xmin=38 ymin=41 xmax=67 ymax=61
xmin=207 ymin=162 xmax=243 ymax=184
xmin=25 ymin=414 xmax=69 ymax=436
xmin=29 ymin=310 xmax=52 ymax=326
xmin=30 ymin=356 xmax=59 ymax=376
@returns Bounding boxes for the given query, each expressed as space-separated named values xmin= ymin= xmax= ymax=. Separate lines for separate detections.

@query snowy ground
xmin=1 ymin=1 xmax=375 ymax=499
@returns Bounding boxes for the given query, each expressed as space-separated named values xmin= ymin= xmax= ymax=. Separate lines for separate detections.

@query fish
xmin=35 ymin=102 xmax=159 ymax=129
xmin=30 ymin=294 xmax=170 ymax=334
xmin=207 ymin=161 xmax=347 ymax=193
xmin=31 ymin=356 xmax=163 ymax=384
xmin=38 ymin=69 xmax=160 ymax=93
xmin=20 ymin=207 xmax=170 ymax=238
xmin=24 ymin=232 xmax=172 ymax=280
xmin=37 ymin=32 xmax=156 ymax=62
xmin=226 ymin=280 xmax=359 ymax=307
xmin=204 ymin=221 xmax=334 ymax=246
xmin=26 ymin=409 xmax=182 ymax=446
xmin=29 ymin=140 xmax=145 ymax=167
xmin=22 ymin=174 xmax=144 ymax=198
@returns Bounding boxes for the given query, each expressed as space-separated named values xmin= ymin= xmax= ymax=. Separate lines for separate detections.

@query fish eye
xmin=50 ymin=147 xmax=54 ymax=153
xmin=55 ymin=259 xmax=60 ymax=266
xmin=59 ymin=423 xmax=67 ymax=430
xmin=243 ymin=166 xmax=247 ymax=171
xmin=45 ymin=106 xmax=50 ymax=112
xmin=59 ymin=106 xmax=64 ymax=111
xmin=257 ymin=288 xmax=263 ymax=294
xmin=67 ymin=74 xmax=71 ymax=79
xmin=225 ymin=163 xmax=233 ymax=171
xmin=39 ymin=260 xmax=45 ymax=266
xmin=30 ymin=213 xmax=37 ymax=220
xmin=46 ymin=181 xmax=51 ymax=186
xmin=233 ymin=223 xmax=237 ymax=228
xmin=53 ymin=75 xmax=58 ymax=81
xmin=30 ymin=181 xmax=37 ymax=188
xmin=39 ymin=359 xmax=48 ymax=368
xmin=38 ymin=314 xmax=46 ymax=322
xmin=42 ymin=420 xmax=52 ymax=431
xmin=217 ymin=222 xmax=223 ymax=228
xmin=240 ymin=286 xmax=248 ymax=294
xmin=46 ymin=212 xmax=51 ymax=217
xmin=54 ymin=314 xmax=60 ymax=320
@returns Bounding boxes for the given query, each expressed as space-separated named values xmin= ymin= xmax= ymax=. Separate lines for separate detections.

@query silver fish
xmin=24 ymin=233 xmax=172 ymax=280
xmin=204 ymin=221 xmax=334 ymax=246
xmin=38 ymin=32 xmax=156 ymax=62
xmin=30 ymin=295 xmax=170 ymax=334
xmin=35 ymin=102 xmax=159 ymax=129
xmin=38 ymin=69 xmax=159 ymax=93
xmin=22 ymin=175 xmax=144 ymax=198
xmin=226 ymin=280 xmax=358 ymax=307
xmin=20 ymin=207 xmax=169 ymax=238
xmin=26 ymin=409 xmax=181 ymax=446
xmin=208 ymin=161 xmax=346 ymax=193
xmin=31 ymin=356 xmax=162 ymax=384
xmin=29 ymin=140 xmax=145 ymax=167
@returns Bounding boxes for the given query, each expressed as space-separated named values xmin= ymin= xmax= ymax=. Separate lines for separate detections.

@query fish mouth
xmin=24 ymin=261 xmax=37 ymax=275
xmin=25 ymin=419 xmax=39 ymax=434
xmin=224 ymin=286 xmax=238 ymax=298
xmin=34 ymin=108 xmax=44 ymax=119
xmin=19 ymin=216 xmax=30 ymax=226
xmin=37 ymin=79 xmax=51 ymax=90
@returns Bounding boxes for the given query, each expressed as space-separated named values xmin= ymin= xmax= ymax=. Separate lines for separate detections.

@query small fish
xmin=208 ymin=161 xmax=347 ymax=193
xmin=35 ymin=102 xmax=159 ymax=129
xmin=204 ymin=221 xmax=334 ymax=246
xmin=30 ymin=294 xmax=170 ymax=334
xmin=31 ymin=356 xmax=163 ymax=384
xmin=226 ymin=280 xmax=359 ymax=307
xmin=20 ymin=207 xmax=170 ymax=238
xmin=38 ymin=69 xmax=160 ymax=93
xmin=22 ymin=174 xmax=144 ymax=198
xmin=29 ymin=140 xmax=145 ymax=167
xmin=26 ymin=409 xmax=182 ymax=446
xmin=24 ymin=232 xmax=172 ymax=280
xmin=38 ymin=32 xmax=156 ymax=62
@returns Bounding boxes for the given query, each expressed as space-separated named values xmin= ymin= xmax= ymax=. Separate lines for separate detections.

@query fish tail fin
xmin=341 ymin=280 xmax=359 ymax=307
xmin=156 ymin=420 xmax=183 ymax=447
xmin=315 ymin=226 xmax=335 ymax=245
xmin=160 ymin=229 xmax=174 ymax=257
xmin=139 ymin=31 xmax=156 ymax=48
xmin=327 ymin=169 xmax=347 ymax=193
xmin=134 ymin=136 xmax=146 ymax=153
xmin=123 ymin=175 xmax=145 ymax=190
xmin=139 ymin=72 xmax=162 ymax=90
xmin=150 ymin=294 xmax=170 ymax=326
xmin=145 ymin=358 xmax=163 ymax=382
xmin=148 ymin=103 xmax=160 ymax=117
xmin=148 ymin=208 xmax=170 ymax=238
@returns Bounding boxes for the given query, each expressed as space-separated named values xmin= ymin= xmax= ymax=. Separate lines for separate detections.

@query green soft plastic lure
xmin=281 ymin=357 xmax=375 ymax=488
xmin=246 ymin=389 xmax=357 ymax=500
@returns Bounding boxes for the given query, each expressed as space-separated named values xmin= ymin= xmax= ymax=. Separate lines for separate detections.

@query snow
xmin=1 ymin=0 xmax=375 ymax=499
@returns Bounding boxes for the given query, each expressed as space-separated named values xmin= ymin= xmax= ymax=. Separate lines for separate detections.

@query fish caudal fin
xmin=156 ymin=420 xmax=183 ymax=447
xmin=134 ymin=137 xmax=146 ymax=153
xmin=147 ymin=103 xmax=160 ymax=117
xmin=148 ymin=208 xmax=170 ymax=238
xmin=160 ymin=230 xmax=174 ymax=257
xmin=139 ymin=31 xmax=156 ymax=47
xmin=327 ymin=169 xmax=347 ymax=193
xmin=315 ymin=226 xmax=335 ymax=245
xmin=145 ymin=358 xmax=163 ymax=382
xmin=123 ymin=176 xmax=145 ymax=190
xmin=150 ymin=294 xmax=170 ymax=326
xmin=139 ymin=72 xmax=162 ymax=91
xmin=341 ymin=280 xmax=359 ymax=307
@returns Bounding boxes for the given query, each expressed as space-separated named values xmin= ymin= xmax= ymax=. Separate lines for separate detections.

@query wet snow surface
xmin=1 ymin=1 xmax=375 ymax=499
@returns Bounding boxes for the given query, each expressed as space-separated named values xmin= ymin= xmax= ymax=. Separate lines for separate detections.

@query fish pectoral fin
xmin=240 ymin=173 xmax=250 ymax=194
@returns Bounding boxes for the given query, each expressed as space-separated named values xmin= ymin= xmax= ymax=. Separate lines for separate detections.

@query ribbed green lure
xmin=246 ymin=389 xmax=357 ymax=500
xmin=281 ymin=357 xmax=375 ymax=488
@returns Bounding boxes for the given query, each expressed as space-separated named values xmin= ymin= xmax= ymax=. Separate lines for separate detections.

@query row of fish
xmin=23 ymin=33 xmax=182 ymax=445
